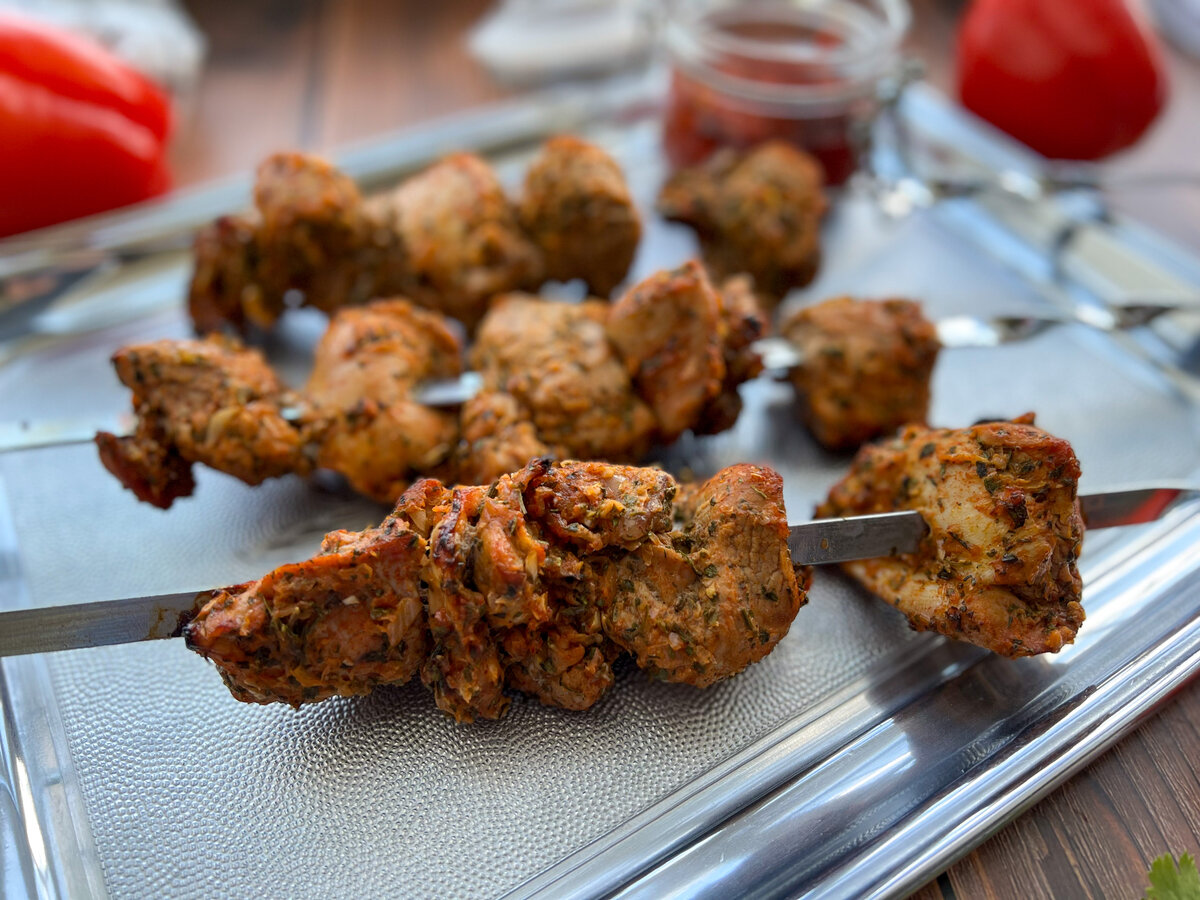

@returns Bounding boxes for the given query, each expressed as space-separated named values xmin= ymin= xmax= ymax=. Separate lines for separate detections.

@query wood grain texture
xmin=174 ymin=0 xmax=502 ymax=185
xmin=171 ymin=2 xmax=1200 ymax=896
xmin=911 ymin=681 xmax=1200 ymax=899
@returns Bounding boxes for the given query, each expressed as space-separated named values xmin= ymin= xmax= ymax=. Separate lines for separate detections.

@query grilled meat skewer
xmin=97 ymin=300 xmax=463 ymax=508
xmin=189 ymin=136 xmax=641 ymax=334
xmin=818 ymin=414 xmax=1085 ymax=657
xmin=186 ymin=458 xmax=808 ymax=722
xmin=99 ymin=263 xmax=768 ymax=507
xmin=5 ymin=424 xmax=1170 ymax=720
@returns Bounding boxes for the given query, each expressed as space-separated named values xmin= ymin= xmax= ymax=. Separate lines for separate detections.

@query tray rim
xmin=3 ymin=76 xmax=1200 ymax=900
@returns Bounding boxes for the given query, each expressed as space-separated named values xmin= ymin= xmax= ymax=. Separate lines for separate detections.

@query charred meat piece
xmin=658 ymin=141 xmax=827 ymax=299
xmin=96 ymin=336 xmax=310 ymax=508
xmin=389 ymin=152 xmax=543 ymax=328
xmin=187 ymin=459 xmax=808 ymax=721
xmin=186 ymin=504 xmax=431 ymax=706
xmin=455 ymin=296 xmax=657 ymax=484
xmin=102 ymin=299 xmax=464 ymax=508
xmin=524 ymin=460 xmax=676 ymax=552
xmin=781 ymin=297 xmax=941 ymax=450
xmin=188 ymin=153 xmax=409 ymax=333
xmin=306 ymin=299 xmax=462 ymax=503
xmin=518 ymin=135 xmax=641 ymax=296
xmin=95 ymin=427 xmax=196 ymax=511
xmin=817 ymin=415 xmax=1085 ymax=657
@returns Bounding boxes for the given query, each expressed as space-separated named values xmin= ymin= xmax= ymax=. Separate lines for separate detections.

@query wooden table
xmin=176 ymin=2 xmax=1200 ymax=896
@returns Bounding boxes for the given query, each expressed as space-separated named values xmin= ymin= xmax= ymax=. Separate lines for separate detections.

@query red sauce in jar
xmin=663 ymin=3 xmax=905 ymax=185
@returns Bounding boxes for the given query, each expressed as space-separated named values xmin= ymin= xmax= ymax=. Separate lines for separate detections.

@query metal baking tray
xmin=3 ymin=76 xmax=1200 ymax=899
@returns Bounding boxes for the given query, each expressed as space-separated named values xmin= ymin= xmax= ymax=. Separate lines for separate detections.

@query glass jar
xmin=662 ymin=0 xmax=911 ymax=185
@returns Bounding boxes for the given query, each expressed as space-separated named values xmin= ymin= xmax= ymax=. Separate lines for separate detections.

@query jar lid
xmin=666 ymin=0 xmax=911 ymax=109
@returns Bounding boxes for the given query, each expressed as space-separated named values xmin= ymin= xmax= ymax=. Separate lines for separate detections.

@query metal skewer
xmin=0 ymin=485 xmax=1189 ymax=659
xmin=0 ymin=306 xmax=1176 ymax=455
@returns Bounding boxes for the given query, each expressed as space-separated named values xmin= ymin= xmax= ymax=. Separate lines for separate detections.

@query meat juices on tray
xmin=185 ymin=459 xmax=810 ymax=722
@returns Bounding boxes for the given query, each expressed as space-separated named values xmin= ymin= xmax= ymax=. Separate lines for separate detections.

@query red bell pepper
xmin=0 ymin=12 xmax=172 ymax=238
xmin=956 ymin=0 xmax=1169 ymax=161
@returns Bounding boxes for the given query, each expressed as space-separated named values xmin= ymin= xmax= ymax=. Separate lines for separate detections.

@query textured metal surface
xmin=2 ymin=101 xmax=1200 ymax=900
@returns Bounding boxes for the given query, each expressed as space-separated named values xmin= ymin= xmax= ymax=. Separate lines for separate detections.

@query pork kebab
xmin=98 ymin=262 xmax=766 ymax=508
xmin=186 ymin=458 xmax=808 ymax=722
xmin=183 ymin=414 xmax=1085 ymax=719
xmin=819 ymin=414 xmax=1085 ymax=657
xmin=4 ymin=419 xmax=1136 ymax=721
xmin=190 ymin=135 xmax=641 ymax=334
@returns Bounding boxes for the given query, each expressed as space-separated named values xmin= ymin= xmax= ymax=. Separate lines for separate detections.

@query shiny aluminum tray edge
xmin=3 ymin=79 xmax=1200 ymax=900
xmin=560 ymin=502 xmax=1200 ymax=899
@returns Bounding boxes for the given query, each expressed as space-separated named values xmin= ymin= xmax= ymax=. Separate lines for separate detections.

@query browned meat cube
xmin=96 ymin=336 xmax=310 ymax=508
xmin=781 ymin=297 xmax=941 ymax=450
xmin=518 ymin=135 xmax=641 ymax=296
xmin=305 ymin=299 xmax=462 ymax=503
xmin=658 ymin=141 xmax=827 ymax=299
xmin=817 ymin=415 xmax=1085 ymax=657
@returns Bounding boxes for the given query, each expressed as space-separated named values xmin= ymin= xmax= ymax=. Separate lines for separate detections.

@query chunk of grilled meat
xmin=600 ymin=464 xmax=807 ymax=686
xmin=101 ymin=300 xmax=462 ymax=508
xmin=389 ymin=152 xmax=543 ymax=328
xmin=694 ymin=274 xmax=768 ymax=435
xmin=186 ymin=459 xmax=809 ymax=721
xmin=455 ymin=262 xmax=767 ymax=483
xmin=606 ymin=260 xmax=726 ymax=442
xmin=657 ymin=141 xmax=827 ymax=299
xmin=456 ymin=296 xmax=656 ymax=484
xmin=96 ymin=336 xmax=311 ymax=509
xmin=781 ymin=297 xmax=941 ymax=450
xmin=187 ymin=137 xmax=641 ymax=334
xmin=305 ymin=300 xmax=462 ymax=503
xmin=817 ymin=415 xmax=1085 ymax=657
xmin=186 ymin=497 xmax=432 ymax=706
xmin=189 ymin=153 xmax=409 ymax=333
xmin=517 ymin=135 xmax=641 ymax=296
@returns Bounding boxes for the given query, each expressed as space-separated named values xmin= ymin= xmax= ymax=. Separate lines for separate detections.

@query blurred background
xmin=2 ymin=0 xmax=1198 ymax=246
